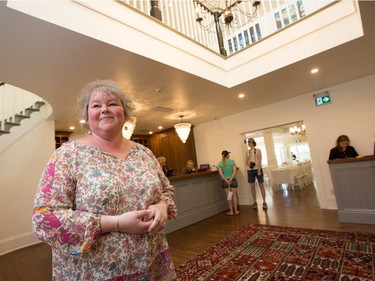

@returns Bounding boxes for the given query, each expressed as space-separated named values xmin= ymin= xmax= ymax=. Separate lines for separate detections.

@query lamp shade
xmin=174 ymin=122 xmax=191 ymax=143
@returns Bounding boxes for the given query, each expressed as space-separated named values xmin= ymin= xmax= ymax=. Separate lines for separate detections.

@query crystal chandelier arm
xmin=224 ymin=0 xmax=243 ymax=15
xmin=236 ymin=5 xmax=260 ymax=18
xmin=199 ymin=19 xmax=218 ymax=32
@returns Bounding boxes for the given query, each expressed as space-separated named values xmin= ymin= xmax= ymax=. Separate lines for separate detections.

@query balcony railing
xmin=122 ymin=0 xmax=335 ymax=56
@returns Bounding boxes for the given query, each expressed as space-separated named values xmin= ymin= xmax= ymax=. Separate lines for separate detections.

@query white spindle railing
xmin=0 ymin=84 xmax=44 ymax=132
xmin=121 ymin=0 xmax=334 ymax=56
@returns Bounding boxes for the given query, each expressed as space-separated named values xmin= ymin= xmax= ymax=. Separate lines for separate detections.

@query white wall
xmin=194 ymin=74 xmax=375 ymax=209
xmin=0 ymin=114 xmax=55 ymax=255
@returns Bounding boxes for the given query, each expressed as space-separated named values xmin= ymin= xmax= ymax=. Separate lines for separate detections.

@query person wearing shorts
xmin=246 ymin=138 xmax=267 ymax=210
xmin=217 ymin=150 xmax=240 ymax=215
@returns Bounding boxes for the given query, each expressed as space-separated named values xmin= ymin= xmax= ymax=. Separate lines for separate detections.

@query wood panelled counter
xmin=327 ymin=156 xmax=375 ymax=224
xmin=165 ymin=171 xmax=227 ymax=233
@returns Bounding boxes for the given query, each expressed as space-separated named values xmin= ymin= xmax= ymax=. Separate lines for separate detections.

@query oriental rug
xmin=175 ymin=224 xmax=375 ymax=281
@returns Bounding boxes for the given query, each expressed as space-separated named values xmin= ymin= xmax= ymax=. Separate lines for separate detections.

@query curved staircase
xmin=0 ymin=83 xmax=46 ymax=137
xmin=0 ymin=101 xmax=46 ymax=136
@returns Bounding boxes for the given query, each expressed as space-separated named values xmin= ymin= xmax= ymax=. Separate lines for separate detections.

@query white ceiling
xmin=1 ymin=1 xmax=375 ymax=135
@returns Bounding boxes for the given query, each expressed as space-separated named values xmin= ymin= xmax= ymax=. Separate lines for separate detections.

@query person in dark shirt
xmin=181 ymin=160 xmax=196 ymax=174
xmin=329 ymin=135 xmax=358 ymax=160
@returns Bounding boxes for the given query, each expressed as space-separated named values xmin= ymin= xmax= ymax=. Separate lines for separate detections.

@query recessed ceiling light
xmin=149 ymin=131 xmax=153 ymax=135
xmin=238 ymin=93 xmax=245 ymax=98
xmin=79 ymin=119 xmax=86 ymax=124
xmin=311 ymin=68 xmax=319 ymax=74
xmin=154 ymin=86 xmax=164 ymax=93
xmin=158 ymin=126 xmax=163 ymax=130
xmin=69 ymin=126 xmax=75 ymax=130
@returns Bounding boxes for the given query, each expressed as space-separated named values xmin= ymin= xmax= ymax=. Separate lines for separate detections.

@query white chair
xmin=262 ymin=166 xmax=273 ymax=187
xmin=294 ymin=174 xmax=307 ymax=189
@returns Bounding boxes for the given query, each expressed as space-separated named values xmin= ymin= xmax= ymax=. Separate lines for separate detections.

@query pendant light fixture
xmin=289 ymin=123 xmax=306 ymax=135
xmin=174 ymin=115 xmax=191 ymax=143
xmin=122 ymin=118 xmax=136 ymax=140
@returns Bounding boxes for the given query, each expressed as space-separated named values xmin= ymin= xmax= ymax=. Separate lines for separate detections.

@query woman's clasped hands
xmin=115 ymin=200 xmax=168 ymax=235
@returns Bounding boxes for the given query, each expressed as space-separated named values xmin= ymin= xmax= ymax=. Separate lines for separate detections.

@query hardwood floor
xmin=1 ymin=183 xmax=374 ymax=280
xmin=167 ymin=183 xmax=375 ymax=267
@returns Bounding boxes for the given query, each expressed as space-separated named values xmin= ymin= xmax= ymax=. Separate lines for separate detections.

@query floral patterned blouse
xmin=32 ymin=141 xmax=177 ymax=280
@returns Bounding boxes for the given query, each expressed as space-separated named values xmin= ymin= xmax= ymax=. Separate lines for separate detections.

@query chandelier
xmin=174 ymin=115 xmax=192 ymax=144
xmin=194 ymin=0 xmax=261 ymax=30
xmin=193 ymin=0 xmax=261 ymax=55
xmin=122 ymin=118 xmax=136 ymax=140
xmin=289 ymin=124 xmax=306 ymax=135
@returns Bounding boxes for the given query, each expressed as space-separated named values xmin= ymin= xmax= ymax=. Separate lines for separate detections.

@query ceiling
xmin=1 ymin=1 xmax=375 ymax=135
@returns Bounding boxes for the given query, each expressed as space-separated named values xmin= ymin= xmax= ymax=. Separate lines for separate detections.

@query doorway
xmin=243 ymin=121 xmax=314 ymax=193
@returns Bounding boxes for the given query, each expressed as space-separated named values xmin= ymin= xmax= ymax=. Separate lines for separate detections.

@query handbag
xmin=227 ymin=187 xmax=233 ymax=200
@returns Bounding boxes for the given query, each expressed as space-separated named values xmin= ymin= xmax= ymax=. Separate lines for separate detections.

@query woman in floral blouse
xmin=32 ymin=79 xmax=177 ymax=280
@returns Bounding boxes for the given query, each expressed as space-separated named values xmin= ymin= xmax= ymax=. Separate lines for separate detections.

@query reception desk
xmin=328 ymin=156 xmax=375 ymax=224
xmin=165 ymin=171 xmax=227 ymax=233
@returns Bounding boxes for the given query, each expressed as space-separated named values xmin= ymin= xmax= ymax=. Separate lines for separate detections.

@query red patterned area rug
xmin=175 ymin=224 xmax=375 ymax=281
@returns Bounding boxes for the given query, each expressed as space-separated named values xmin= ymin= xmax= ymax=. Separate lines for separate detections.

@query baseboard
xmin=338 ymin=209 xmax=375 ymax=225
xmin=0 ymin=232 xmax=40 ymax=256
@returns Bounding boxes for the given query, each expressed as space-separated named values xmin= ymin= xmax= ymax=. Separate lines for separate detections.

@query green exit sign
xmin=314 ymin=92 xmax=331 ymax=106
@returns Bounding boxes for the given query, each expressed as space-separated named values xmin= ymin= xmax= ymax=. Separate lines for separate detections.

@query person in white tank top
xmin=246 ymin=138 xmax=267 ymax=210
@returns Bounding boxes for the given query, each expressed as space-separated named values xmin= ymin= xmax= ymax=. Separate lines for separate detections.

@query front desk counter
xmin=327 ymin=156 xmax=375 ymax=224
xmin=165 ymin=171 xmax=227 ymax=234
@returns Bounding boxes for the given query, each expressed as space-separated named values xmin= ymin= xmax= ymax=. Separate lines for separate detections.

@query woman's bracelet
xmin=115 ymin=215 xmax=119 ymax=232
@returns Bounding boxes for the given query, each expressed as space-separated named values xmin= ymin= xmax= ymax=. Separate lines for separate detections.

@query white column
xmin=264 ymin=131 xmax=278 ymax=169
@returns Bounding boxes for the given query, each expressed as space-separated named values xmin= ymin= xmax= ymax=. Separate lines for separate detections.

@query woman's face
xmin=339 ymin=141 xmax=349 ymax=150
xmin=247 ymin=140 xmax=255 ymax=148
xmin=87 ymin=91 xmax=125 ymax=135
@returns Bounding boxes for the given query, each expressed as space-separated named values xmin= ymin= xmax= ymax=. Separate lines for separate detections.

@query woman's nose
xmin=101 ymin=105 xmax=108 ymax=113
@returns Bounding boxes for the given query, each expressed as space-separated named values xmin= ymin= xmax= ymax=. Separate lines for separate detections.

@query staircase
xmin=0 ymin=83 xmax=47 ymax=138
xmin=0 ymin=101 xmax=46 ymax=136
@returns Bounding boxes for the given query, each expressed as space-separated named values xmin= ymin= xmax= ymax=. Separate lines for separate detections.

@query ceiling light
xmin=158 ymin=126 xmax=163 ymax=130
xmin=174 ymin=115 xmax=192 ymax=143
xmin=238 ymin=93 xmax=245 ymax=98
xmin=289 ymin=123 xmax=306 ymax=135
xmin=79 ymin=119 xmax=86 ymax=124
xmin=311 ymin=68 xmax=319 ymax=74
xmin=122 ymin=118 xmax=136 ymax=140
xmin=154 ymin=86 xmax=164 ymax=93
xmin=194 ymin=0 xmax=261 ymax=56
xmin=69 ymin=126 xmax=75 ymax=130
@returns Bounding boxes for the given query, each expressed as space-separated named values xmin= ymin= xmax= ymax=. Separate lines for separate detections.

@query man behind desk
xmin=181 ymin=160 xmax=196 ymax=174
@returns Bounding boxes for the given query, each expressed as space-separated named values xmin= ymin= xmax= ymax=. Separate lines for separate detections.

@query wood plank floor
xmin=1 ymin=183 xmax=374 ymax=280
